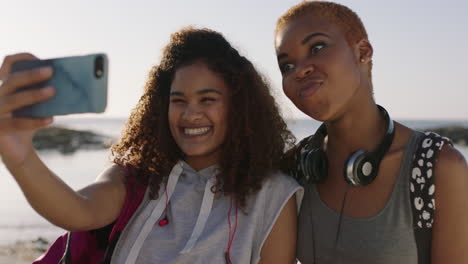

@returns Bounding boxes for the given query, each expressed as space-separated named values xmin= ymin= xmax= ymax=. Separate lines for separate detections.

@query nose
xmin=182 ymin=104 xmax=203 ymax=122
xmin=295 ymin=63 xmax=314 ymax=80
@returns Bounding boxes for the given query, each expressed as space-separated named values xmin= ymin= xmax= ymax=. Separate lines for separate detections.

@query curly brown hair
xmin=111 ymin=27 xmax=295 ymax=208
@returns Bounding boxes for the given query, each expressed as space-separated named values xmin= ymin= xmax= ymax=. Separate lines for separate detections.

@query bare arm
xmin=432 ymin=145 xmax=468 ymax=263
xmin=0 ymin=53 xmax=127 ymax=232
xmin=7 ymin=151 xmax=127 ymax=232
xmin=259 ymin=195 xmax=298 ymax=264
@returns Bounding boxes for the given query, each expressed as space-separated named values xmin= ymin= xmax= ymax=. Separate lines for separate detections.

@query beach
xmin=0 ymin=256 xmax=30 ymax=264
xmin=0 ymin=239 xmax=46 ymax=264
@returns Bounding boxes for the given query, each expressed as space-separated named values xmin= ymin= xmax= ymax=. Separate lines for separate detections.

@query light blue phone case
xmin=11 ymin=54 xmax=108 ymax=117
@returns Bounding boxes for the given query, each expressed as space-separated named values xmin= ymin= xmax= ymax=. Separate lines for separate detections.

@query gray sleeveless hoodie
xmin=111 ymin=161 xmax=302 ymax=264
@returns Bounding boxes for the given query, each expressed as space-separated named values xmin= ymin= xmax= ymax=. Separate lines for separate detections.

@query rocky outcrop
xmin=33 ymin=126 xmax=116 ymax=154
xmin=30 ymin=125 xmax=467 ymax=155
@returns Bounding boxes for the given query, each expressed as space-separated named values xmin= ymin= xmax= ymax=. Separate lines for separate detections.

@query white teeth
xmin=184 ymin=127 xmax=210 ymax=135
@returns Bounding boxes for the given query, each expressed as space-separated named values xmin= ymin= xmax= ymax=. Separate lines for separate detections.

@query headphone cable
xmin=307 ymin=184 xmax=317 ymax=264
xmin=333 ymin=186 xmax=350 ymax=261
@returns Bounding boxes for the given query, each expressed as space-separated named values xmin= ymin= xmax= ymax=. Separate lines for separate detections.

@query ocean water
xmin=0 ymin=117 xmax=467 ymax=246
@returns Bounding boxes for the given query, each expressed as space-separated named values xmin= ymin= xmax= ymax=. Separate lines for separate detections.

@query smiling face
xmin=168 ymin=61 xmax=229 ymax=170
xmin=275 ymin=14 xmax=367 ymax=121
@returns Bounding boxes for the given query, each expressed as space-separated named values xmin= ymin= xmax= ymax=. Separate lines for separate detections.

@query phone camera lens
xmin=94 ymin=55 xmax=104 ymax=78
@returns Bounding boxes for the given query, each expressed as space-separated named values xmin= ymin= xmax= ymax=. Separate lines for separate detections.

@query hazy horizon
xmin=2 ymin=0 xmax=467 ymax=120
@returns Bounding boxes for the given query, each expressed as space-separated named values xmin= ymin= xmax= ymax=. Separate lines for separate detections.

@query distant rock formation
xmin=424 ymin=126 xmax=468 ymax=146
xmin=30 ymin=125 xmax=467 ymax=155
xmin=33 ymin=126 xmax=116 ymax=154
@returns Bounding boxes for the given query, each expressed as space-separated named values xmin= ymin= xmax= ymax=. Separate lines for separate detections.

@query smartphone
xmin=11 ymin=53 xmax=108 ymax=117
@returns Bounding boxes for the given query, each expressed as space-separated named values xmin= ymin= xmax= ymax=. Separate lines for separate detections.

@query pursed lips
xmin=297 ymin=79 xmax=324 ymax=97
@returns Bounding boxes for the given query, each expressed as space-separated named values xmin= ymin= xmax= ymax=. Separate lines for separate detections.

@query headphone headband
xmin=291 ymin=104 xmax=395 ymax=187
xmin=345 ymin=105 xmax=395 ymax=186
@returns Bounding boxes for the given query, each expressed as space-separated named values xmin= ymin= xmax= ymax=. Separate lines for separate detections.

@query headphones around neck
xmin=291 ymin=105 xmax=395 ymax=187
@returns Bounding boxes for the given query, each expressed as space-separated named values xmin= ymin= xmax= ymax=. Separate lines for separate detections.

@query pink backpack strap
xmin=32 ymin=224 xmax=103 ymax=264
xmin=32 ymin=233 xmax=68 ymax=264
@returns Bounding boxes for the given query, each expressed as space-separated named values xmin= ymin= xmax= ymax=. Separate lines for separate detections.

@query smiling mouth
xmin=183 ymin=127 xmax=211 ymax=136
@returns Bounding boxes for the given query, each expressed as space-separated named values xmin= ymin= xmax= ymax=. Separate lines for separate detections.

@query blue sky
xmin=1 ymin=0 xmax=467 ymax=120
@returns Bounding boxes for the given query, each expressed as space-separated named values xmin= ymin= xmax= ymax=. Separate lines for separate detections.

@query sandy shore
xmin=0 ymin=239 xmax=48 ymax=264
xmin=0 ymin=255 xmax=33 ymax=264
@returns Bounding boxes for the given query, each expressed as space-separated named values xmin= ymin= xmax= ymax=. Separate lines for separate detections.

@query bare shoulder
xmin=259 ymin=196 xmax=297 ymax=264
xmin=72 ymin=164 xmax=129 ymax=230
xmin=432 ymin=143 xmax=468 ymax=262
xmin=436 ymin=144 xmax=468 ymax=185
xmin=95 ymin=163 xmax=127 ymax=185
xmin=434 ymin=143 xmax=468 ymax=211
xmin=77 ymin=163 xmax=127 ymax=207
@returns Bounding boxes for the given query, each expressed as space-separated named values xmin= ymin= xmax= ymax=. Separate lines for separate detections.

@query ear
xmin=355 ymin=39 xmax=373 ymax=63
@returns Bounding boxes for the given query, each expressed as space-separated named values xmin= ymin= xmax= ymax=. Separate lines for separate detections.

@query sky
xmin=1 ymin=0 xmax=467 ymax=120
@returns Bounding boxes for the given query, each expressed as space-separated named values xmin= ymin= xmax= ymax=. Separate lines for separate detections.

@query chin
xmin=183 ymin=147 xmax=220 ymax=160
xmin=184 ymin=150 xmax=210 ymax=157
xmin=298 ymin=105 xmax=329 ymax=121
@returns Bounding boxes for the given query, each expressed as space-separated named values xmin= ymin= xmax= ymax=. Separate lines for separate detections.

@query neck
xmin=185 ymin=155 xmax=219 ymax=172
xmin=325 ymin=101 xmax=388 ymax=155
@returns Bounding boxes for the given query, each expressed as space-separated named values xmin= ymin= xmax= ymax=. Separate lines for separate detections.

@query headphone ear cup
xmin=345 ymin=150 xmax=378 ymax=186
xmin=355 ymin=155 xmax=378 ymax=185
xmin=309 ymin=149 xmax=328 ymax=183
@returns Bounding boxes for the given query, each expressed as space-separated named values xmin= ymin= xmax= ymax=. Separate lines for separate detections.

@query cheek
xmin=168 ymin=107 xmax=179 ymax=133
xmin=333 ymin=51 xmax=360 ymax=83
xmin=282 ymin=77 xmax=296 ymax=100
xmin=338 ymin=66 xmax=360 ymax=97
xmin=213 ymin=105 xmax=229 ymax=138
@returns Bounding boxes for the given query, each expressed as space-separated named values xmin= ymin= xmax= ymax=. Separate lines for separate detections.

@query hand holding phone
xmin=0 ymin=53 xmax=55 ymax=167
xmin=11 ymin=53 xmax=108 ymax=117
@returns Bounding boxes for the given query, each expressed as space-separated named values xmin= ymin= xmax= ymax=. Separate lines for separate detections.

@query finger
xmin=0 ymin=53 xmax=38 ymax=80
xmin=0 ymin=117 xmax=53 ymax=134
xmin=0 ymin=67 xmax=53 ymax=97
xmin=0 ymin=86 xmax=55 ymax=115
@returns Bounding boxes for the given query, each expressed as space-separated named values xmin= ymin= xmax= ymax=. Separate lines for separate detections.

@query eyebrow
xmin=277 ymin=32 xmax=330 ymax=62
xmin=169 ymin=89 xmax=223 ymax=96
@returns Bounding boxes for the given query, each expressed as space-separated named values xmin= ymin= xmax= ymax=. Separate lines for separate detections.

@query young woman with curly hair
xmin=275 ymin=1 xmax=468 ymax=263
xmin=0 ymin=27 xmax=302 ymax=264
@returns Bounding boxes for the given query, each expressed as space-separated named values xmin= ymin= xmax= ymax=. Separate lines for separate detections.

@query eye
xmin=201 ymin=97 xmax=217 ymax=103
xmin=170 ymin=98 xmax=186 ymax=104
xmin=310 ymin=42 xmax=326 ymax=54
xmin=279 ymin=63 xmax=295 ymax=74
